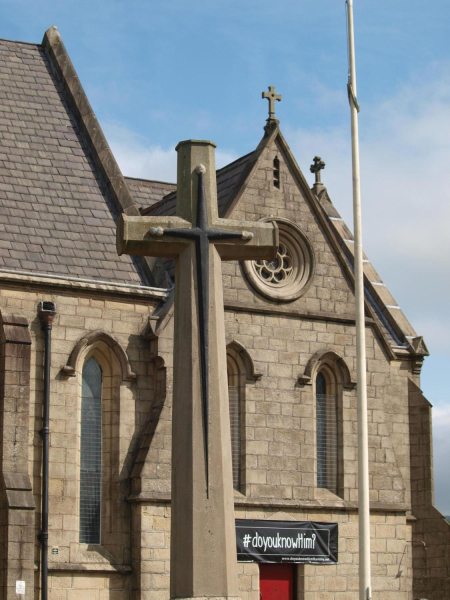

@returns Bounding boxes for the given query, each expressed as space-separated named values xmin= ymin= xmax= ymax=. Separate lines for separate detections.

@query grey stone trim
xmin=2 ymin=473 xmax=35 ymax=510
xmin=0 ymin=270 xmax=168 ymax=301
xmin=61 ymin=330 xmax=136 ymax=380
xmin=224 ymin=300 xmax=374 ymax=325
xmin=298 ymin=348 xmax=356 ymax=389
xmin=41 ymin=26 xmax=169 ymax=288
xmin=127 ymin=493 xmax=410 ymax=513
xmin=225 ymin=340 xmax=262 ymax=381
xmin=47 ymin=563 xmax=132 ymax=573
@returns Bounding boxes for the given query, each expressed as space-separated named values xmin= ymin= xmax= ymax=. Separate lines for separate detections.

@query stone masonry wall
xmin=409 ymin=379 xmax=450 ymax=599
xmin=0 ymin=312 xmax=35 ymax=599
xmin=122 ymin=136 xmax=418 ymax=598
xmin=0 ymin=131 xmax=440 ymax=598
xmin=0 ymin=284 xmax=159 ymax=599
xmin=137 ymin=503 xmax=412 ymax=600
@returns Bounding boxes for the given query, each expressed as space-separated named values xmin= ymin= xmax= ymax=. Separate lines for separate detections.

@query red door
xmin=260 ymin=563 xmax=294 ymax=600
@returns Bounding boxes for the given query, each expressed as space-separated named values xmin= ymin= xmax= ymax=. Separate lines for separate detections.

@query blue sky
xmin=3 ymin=0 xmax=450 ymax=512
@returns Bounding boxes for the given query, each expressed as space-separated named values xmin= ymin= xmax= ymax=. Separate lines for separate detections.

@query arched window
xmin=226 ymin=341 xmax=261 ymax=493
xmin=80 ymin=357 xmax=102 ymax=544
xmin=227 ymin=353 xmax=243 ymax=491
xmin=316 ymin=368 xmax=338 ymax=495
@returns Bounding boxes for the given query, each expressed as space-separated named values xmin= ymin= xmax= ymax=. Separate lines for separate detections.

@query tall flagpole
xmin=346 ymin=1 xmax=372 ymax=599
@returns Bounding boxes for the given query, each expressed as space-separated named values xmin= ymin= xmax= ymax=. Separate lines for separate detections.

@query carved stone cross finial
xmin=262 ymin=86 xmax=282 ymax=119
xmin=310 ymin=155 xmax=326 ymax=184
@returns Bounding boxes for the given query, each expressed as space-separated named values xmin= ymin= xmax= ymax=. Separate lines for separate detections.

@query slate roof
xmin=0 ymin=38 xmax=145 ymax=285
xmin=125 ymin=177 xmax=176 ymax=211
xmin=141 ymin=149 xmax=259 ymax=219
xmin=310 ymin=186 xmax=417 ymax=352
xmin=140 ymin=149 xmax=260 ymax=279
xmin=0 ymin=32 xmax=423 ymax=355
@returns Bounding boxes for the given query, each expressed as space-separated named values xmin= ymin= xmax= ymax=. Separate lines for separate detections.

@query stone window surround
xmin=226 ymin=340 xmax=262 ymax=497
xmin=310 ymin=354 xmax=346 ymax=502
xmin=315 ymin=363 xmax=340 ymax=497
xmin=59 ymin=331 xmax=135 ymax=570
xmin=242 ymin=218 xmax=315 ymax=303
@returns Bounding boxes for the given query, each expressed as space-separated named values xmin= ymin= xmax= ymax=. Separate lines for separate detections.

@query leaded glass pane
xmin=80 ymin=358 xmax=102 ymax=544
xmin=316 ymin=373 xmax=338 ymax=494
xmin=228 ymin=385 xmax=241 ymax=490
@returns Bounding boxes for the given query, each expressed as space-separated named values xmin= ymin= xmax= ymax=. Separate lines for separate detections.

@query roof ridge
xmin=0 ymin=37 xmax=40 ymax=48
xmin=125 ymin=176 xmax=176 ymax=186
xmin=216 ymin=148 xmax=258 ymax=173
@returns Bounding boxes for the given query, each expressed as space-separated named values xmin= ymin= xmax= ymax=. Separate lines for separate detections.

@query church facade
xmin=0 ymin=25 xmax=448 ymax=600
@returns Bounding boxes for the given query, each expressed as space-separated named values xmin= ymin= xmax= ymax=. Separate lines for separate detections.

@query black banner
xmin=236 ymin=519 xmax=338 ymax=564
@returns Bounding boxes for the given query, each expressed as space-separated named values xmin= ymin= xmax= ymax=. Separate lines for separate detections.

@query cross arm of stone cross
xmin=117 ymin=215 xmax=278 ymax=262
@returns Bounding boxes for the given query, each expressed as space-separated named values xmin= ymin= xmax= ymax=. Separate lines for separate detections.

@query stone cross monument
xmin=117 ymin=140 xmax=278 ymax=600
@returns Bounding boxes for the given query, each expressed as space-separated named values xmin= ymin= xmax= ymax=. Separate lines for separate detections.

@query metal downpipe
xmin=38 ymin=301 xmax=56 ymax=600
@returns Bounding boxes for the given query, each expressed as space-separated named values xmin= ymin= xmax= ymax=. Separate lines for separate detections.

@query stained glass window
xmin=80 ymin=357 xmax=102 ymax=544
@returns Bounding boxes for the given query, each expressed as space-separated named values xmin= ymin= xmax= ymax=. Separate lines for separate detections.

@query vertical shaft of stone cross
xmin=170 ymin=140 xmax=240 ymax=600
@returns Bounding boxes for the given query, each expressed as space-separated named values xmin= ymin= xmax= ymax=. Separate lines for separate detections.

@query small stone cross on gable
xmin=310 ymin=155 xmax=326 ymax=184
xmin=117 ymin=139 xmax=278 ymax=599
xmin=262 ymin=86 xmax=282 ymax=119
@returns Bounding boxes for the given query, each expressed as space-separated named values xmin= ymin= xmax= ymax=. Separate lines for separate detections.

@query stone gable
xmin=223 ymin=137 xmax=356 ymax=319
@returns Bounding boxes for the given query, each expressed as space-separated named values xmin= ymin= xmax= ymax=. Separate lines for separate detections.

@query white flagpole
xmin=346 ymin=1 xmax=372 ymax=599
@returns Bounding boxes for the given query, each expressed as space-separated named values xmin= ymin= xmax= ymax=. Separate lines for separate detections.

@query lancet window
xmin=316 ymin=369 xmax=338 ymax=495
xmin=227 ymin=354 xmax=244 ymax=491
xmin=80 ymin=357 xmax=102 ymax=544
xmin=273 ymin=156 xmax=280 ymax=189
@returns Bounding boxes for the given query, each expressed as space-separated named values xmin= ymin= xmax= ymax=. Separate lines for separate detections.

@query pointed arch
xmin=298 ymin=348 xmax=355 ymax=389
xmin=62 ymin=330 xmax=136 ymax=382
xmin=298 ymin=348 xmax=352 ymax=499
xmin=226 ymin=340 xmax=262 ymax=382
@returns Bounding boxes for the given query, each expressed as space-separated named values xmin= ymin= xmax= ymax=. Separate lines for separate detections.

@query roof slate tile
xmin=0 ymin=38 xmax=145 ymax=285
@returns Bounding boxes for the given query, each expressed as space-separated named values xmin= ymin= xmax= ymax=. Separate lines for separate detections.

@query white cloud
xmin=286 ymin=64 xmax=450 ymax=358
xmin=433 ymin=404 xmax=450 ymax=514
xmin=102 ymin=122 xmax=238 ymax=183
xmin=288 ymin=66 xmax=450 ymax=514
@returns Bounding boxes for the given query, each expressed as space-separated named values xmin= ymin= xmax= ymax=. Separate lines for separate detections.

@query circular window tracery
xmin=243 ymin=219 xmax=314 ymax=302
xmin=255 ymin=242 xmax=293 ymax=284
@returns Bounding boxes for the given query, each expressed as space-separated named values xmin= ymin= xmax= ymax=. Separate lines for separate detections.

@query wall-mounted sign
xmin=236 ymin=519 xmax=338 ymax=564
xmin=16 ymin=581 xmax=25 ymax=595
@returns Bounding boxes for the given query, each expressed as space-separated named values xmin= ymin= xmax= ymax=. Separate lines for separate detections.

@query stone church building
xmin=0 ymin=25 xmax=448 ymax=600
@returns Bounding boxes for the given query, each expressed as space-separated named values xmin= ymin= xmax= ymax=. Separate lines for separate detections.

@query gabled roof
xmin=139 ymin=121 xmax=426 ymax=359
xmin=0 ymin=28 xmax=170 ymax=289
xmin=0 ymin=27 xmax=426 ymax=358
xmin=125 ymin=177 xmax=176 ymax=210
xmin=141 ymin=148 xmax=261 ymax=219
xmin=317 ymin=188 xmax=427 ymax=360
xmin=141 ymin=149 xmax=262 ymax=280
xmin=0 ymin=37 xmax=141 ymax=284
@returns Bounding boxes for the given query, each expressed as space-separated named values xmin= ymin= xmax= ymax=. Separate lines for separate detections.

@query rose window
xmin=255 ymin=243 xmax=293 ymax=284
xmin=243 ymin=219 xmax=314 ymax=302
